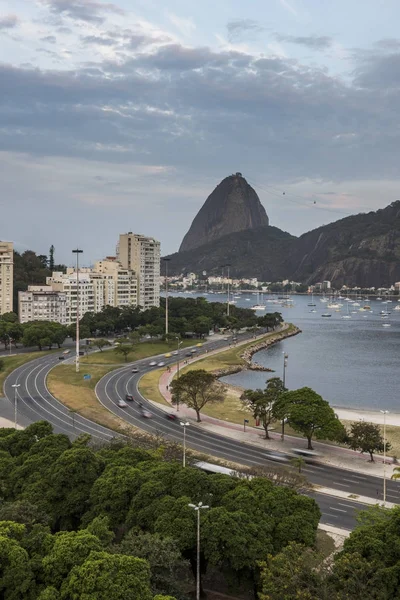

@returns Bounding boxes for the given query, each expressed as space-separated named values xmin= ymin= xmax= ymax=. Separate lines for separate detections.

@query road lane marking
xmin=323 ymin=513 xmax=338 ymax=519
xmin=338 ymin=502 xmax=358 ymax=509
xmin=332 ymin=482 xmax=350 ymax=487
xmin=329 ymin=507 xmax=347 ymax=513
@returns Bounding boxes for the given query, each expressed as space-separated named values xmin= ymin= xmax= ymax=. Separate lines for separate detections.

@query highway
xmin=3 ymin=332 xmax=399 ymax=531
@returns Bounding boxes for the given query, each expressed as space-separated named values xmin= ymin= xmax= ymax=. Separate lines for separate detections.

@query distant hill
xmin=179 ymin=173 xmax=269 ymax=252
xmin=284 ymin=201 xmax=400 ymax=287
xmin=168 ymin=172 xmax=400 ymax=287
xmin=167 ymin=225 xmax=294 ymax=281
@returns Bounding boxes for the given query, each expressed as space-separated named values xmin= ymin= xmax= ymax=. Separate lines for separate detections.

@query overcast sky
xmin=1 ymin=0 xmax=400 ymax=267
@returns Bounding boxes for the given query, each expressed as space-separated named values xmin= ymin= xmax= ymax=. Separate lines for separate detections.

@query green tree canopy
xmin=347 ymin=421 xmax=389 ymax=462
xmin=273 ymin=387 xmax=346 ymax=450
xmin=241 ymin=377 xmax=286 ymax=439
xmin=170 ymin=369 xmax=225 ymax=422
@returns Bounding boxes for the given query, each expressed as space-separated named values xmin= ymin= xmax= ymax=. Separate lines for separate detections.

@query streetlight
xmin=72 ymin=248 xmax=83 ymax=373
xmin=11 ymin=383 xmax=20 ymax=429
xmin=188 ymin=501 xmax=209 ymax=600
xmin=281 ymin=352 xmax=288 ymax=441
xmin=163 ymin=258 xmax=171 ymax=337
xmin=180 ymin=421 xmax=190 ymax=467
xmin=380 ymin=409 xmax=389 ymax=504
xmin=221 ymin=263 xmax=231 ymax=317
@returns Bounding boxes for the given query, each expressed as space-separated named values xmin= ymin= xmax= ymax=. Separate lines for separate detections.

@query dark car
xmin=166 ymin=413 xmax=178 ymax=421
xmin=125 ymin=394 xmax=134 ymax=402
xmin=58 ymin=356 xmax=65 ymax=360
xmin=185 ymin=352 xmax=192 ymax=357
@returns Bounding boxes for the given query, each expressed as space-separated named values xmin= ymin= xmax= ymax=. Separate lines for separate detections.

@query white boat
xmin=394 ymin=305 xmax=400 ymax=311
xmin=382 ymin=323 xmax=391 ymax=328
xmin=327 ymin=303 xmax=340 ymax=309
xmin=387 ymin=300 xmax=393 ymax=303
xmin=309 ymin=309 xmax=317 ymax=313
xmin=307 ymin=292 xmax=316 ymax=307
xmin=352 ymin=302 xmax=360 ymax=307
xmin=377 ymin=297 xmax=382 ymax=300
xmin=251 ymin=304 xmax=266 ymax=311
xmin=228 ymin=300 xmax=237 ymax=305
xmin=342 ymin=303 xmax=351 ymax=319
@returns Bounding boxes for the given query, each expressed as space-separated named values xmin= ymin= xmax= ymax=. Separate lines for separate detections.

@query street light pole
xmin=281 ymin=352 xmax=288 ymax=441
xmin=11 ymin=383 xmax=20 ymax=429
xmin=188 ymin=502 xmax=209 ymax=600
xmin=176 ymin=336 xmax=182 ymax=411
xmin=163 ymin=258 xmax=171 ymax=337
xmin=72 ymin=249 xmax=83 ymax=373
xmin=380 ymin=409 xmax=389 ymax=504
xmin=180 ymin=421 xmax=190 ymax=467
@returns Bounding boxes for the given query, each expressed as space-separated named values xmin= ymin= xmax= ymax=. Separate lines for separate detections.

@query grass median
xmin=47 ymin=364 xmax=136 ymax=433
xmin=138 ymin=328 xmax=293 ymax=425
xmin=80 ymin=339 xmax=198 ymax=365
xmin=0 ymin=350 xmax=57 ymax=396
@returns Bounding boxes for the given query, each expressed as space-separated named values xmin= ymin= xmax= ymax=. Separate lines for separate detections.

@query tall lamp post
xmin=72 ymin=248 xmax=83 ymax=373
xmin=11 ymin=383 xmax=20 ymax=429
xmin=380 ymin=409 xmax=389 ymax=504
xmin=163 ymin=258 xmax=171 ymax=337
xmin=281 ymin=352 xmax=288 ymax=441
xmin=180 ymin=421 xmax=190 ymax=467
xmin=188 ymin=501 xmax=209 ymax=600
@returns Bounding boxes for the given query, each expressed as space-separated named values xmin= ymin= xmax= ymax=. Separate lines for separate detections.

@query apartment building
xmin=0 ymin=241 xmax=13 ymax=315
xmin=117 ymin=233 xmax=160 ymax=309
xmin=94 ymin=259 xmax=138 ymax=308
xmin=46 ymin=271 xmax=94 ymax=325
xmin=19 ymin=286 xmax=67 ymax=324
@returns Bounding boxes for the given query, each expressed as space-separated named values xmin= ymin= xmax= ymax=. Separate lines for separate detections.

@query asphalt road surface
xmin=3 ymin=332 xmax=398 ymax=531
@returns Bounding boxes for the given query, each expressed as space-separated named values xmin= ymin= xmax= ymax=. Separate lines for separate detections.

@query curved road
xmin=3 ymin=332 xmax=399 ymax=530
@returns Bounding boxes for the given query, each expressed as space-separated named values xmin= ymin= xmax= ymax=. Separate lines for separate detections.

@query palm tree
xmin=290 ymin=456 xmax=306 ymax=474
xmin=391 ymin=467 xmax=400 ymax=480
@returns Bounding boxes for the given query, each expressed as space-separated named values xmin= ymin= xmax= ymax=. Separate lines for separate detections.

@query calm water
xmin=171 ymin=291 xmax=400 ymax=411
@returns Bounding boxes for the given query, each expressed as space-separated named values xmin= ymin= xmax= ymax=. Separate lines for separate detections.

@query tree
xmin=42 ymin=529 xmax=103 ymax=589
xmin=170 ymin=370 xmax=225 ymax=422
xmin=49 ymin=245 xmax=55 ymax=271
xmin=62 ymin=552 xmax=153 ymax=600
xmin=258 ymin=542 xmax=326 ymax=600
xmin=273 ymin=387 xmax=346 ymax=450
xmin=347 ymin=421 xmax=390 ymax=462
xmin=0 ymin=358 xmax=4 ymax=373
xmin=241 ymin=377 xmax=285 ymax=439
xmin=116 ymin=530 xmax=188 ymax=598
xmin=114 ymin=344 xmax=134 ymax=362
xmin=0 ymin=530 xmax=35 ymax=599
xmin=95 ymin=338 xmax=111 ymax=352
xmin=290 ymin=456 xmax=306 ymax=473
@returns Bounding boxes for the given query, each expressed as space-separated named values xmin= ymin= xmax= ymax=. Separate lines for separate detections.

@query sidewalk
xmin=157 ymin=360 xmax=396 ymax=480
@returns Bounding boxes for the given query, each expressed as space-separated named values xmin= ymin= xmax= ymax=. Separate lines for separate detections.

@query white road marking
xmin=329 ymin=507 xmax=347 ymax=513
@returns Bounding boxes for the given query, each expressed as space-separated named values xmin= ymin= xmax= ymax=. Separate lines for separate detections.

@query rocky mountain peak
xmin=179 ymin=173 xmax=269 ymax=252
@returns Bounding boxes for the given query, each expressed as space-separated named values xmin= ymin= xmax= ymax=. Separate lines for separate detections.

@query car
xmin=190 ymin=349 xmax=197 ymax=354
xmin=131 ymin=367 xmax=139 ymax=373
xmin=265 ymin=451 xmax=289 ymax=464
xmin=117 ymin=400 xmax=128 ymax=408
xmin=149 ymin=361 xmax=157 ymax=367
xmin=141 ymin=409 xmax=152 ymax=418
xmin=172 ymin=351 xmax=179 ymax=355
xmin=164 ymin=353 xmax=172 ymax=358
xmin=58 ymin=356 xmax=65 ymax=360
xmin=157 ymin=361 xmax=165 ymax=367
xmin=185 ymin=352 xmax=192 ymax=357
xmin=125 ymin=394 xmax=134 ymax=402
xmin=166 ymin=413 xmax=178 ymax=421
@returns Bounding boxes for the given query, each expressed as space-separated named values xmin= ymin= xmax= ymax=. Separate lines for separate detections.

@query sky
xmin=1 ymin=0 xmax=400 ymax=267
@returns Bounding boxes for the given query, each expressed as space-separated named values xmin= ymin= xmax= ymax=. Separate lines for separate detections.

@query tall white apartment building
xmin=19 ymin=259 xmax=139 ymax=325
xmin=0 ymin=241 xmax=13 ymax=315
xmin=19 ymin=286 xmax=67 ymax=324
xmin=47 ymin=271 xmax=95 ymax=325
xmin=117 ymin=233 xmax=160 ymax=309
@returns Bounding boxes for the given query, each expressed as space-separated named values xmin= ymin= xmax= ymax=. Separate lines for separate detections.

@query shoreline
xmin=218 ymin=327 xmax=400 ymax=427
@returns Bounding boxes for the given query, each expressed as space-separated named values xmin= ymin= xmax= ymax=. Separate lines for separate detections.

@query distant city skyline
xmin=2 ymin=0 xmax=400 ymax=264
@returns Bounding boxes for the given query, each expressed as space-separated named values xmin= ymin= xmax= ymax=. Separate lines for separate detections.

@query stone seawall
xmin=212 ymin=325 xmax=302 ymax=378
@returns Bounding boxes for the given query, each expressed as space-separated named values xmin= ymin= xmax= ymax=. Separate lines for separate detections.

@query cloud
xmin=40 ymin=0 xmax=125 ymax=24
xmin=40 ymin=35 xmax=57 ymax=43
xmin=167 ymin=13 xmax=196 ymax=38
xmin=353 ymin=50 xmax=400 ymax=89
xmin=0 ymin=14 xmax=19 ymax=30
xmin=81 ymin=34 xmax=117 ymax=47
xmin=278 ymin=0 xmax=298 ymax=17
xmin=276 ymin=34 xmax=332 ymax=50
xmin=226 ymin=19 xmax=265 ymax=43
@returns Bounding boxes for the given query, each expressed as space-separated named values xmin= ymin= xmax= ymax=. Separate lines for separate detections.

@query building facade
xmin=19 ymin=286 xmax=67 ymax=324
xmin=0 ymin=241 xmax=13 ymax=315
xmin=117 ymin=233 xmax=160 ymax=309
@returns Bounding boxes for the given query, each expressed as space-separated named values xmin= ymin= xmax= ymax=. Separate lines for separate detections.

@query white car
xmin=172 ymin=351 xmax=179 ymax=355
xmin=117 ymin=400 xmax=128 ymax=408
xmin=157 ymin=361 xmax=165 ymax=367
xmin=149 ymin=361 xmax=157 ymax=367
xmin=131 ymin=367 xmax=139 ymax=373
